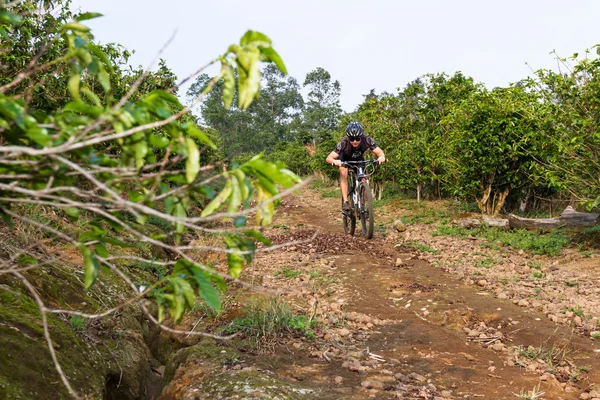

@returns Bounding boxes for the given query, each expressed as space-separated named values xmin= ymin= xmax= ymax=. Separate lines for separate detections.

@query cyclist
xmin=325 ymin=121 xmax=386 ymax=212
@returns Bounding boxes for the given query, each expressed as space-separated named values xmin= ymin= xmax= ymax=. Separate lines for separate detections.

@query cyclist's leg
xmin=339 ymin=166 xmax=349 ymax=203
xmin=338 ymin=153 xmax=351 ymax=206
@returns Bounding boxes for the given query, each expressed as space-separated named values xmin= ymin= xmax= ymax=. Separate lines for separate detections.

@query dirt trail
xmin=164 ymin=188 xmax=600 ymax=399
xmin=242 ymin=189 xmax=600 ymax=399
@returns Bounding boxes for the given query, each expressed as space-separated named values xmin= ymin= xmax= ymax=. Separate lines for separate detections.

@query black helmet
xmin=345 ymin=121 xmax=364 ymax=137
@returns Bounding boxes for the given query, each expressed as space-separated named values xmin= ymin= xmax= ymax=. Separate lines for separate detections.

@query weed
xmin=404 ymin=241 xmax=438 ymax=253
xmin=224 ymin=297 xmax=317 ymax=340
xmin=514 ymin=340 xmax=570 ymax=368
xmin=513 ymin=384 xmax=545 ymax=399
xmin=320 ymin=188 xmax=340 ymax=198
xmin=274 ymin=266 xmax=301 ymax=279
xmin=308 ymin=271 xmax=336 ymax=289
xmin=272 ymin=224 xmax=289 ymax=230
xmin=564 ymin=280 xmax=579 ymax=288
xmin=592 ymin=332 xmax=600 ymax=339
xmin=529 ymin=261 xmax=542 ymax=270
xmin=473 ymin=256 xmax=497 ymax=269
xmin=533 ymin=271 xmax=544 ymax=279
xmin=69 ymin=315 xmax=86 ymax=331
xmin=567 ymin=307 xmax=584 ymax=317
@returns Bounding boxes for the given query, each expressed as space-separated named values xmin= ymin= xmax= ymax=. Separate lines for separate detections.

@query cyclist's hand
xmin=377 ymin=156 xmax=386 ymax=165
xmin=332 ymin=160 xmax=343 ymax=167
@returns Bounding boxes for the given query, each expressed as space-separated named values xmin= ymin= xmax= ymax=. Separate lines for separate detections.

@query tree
xmin=188 ymin=64 xmax=303 ymax=159
xmin=301 ymin=67 xmax=343 ymax=145
xmin=0 ymin=3 xmax=300 ymax=397
xmin=529 ymin=47 xmax=600 ymax=207
xmin=442 ymin=86 xmax=543 ymax=214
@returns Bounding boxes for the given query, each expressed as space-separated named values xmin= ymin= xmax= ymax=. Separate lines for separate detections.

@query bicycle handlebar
xmin=339 ymin=159 xmax=380 ymax=168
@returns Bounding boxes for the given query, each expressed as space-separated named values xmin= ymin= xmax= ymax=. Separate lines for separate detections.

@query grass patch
xmin=224 ymin=297 xmax=317 ymax=340
xmin=473 ymin=256 xmax=497 ymax=269
xmin=433 ymin=224 xmax=570 ymax=256
xmin=514 ymin=341 xmax=570 ymax=368
xmin=308 ymin=271 xmax=336 ymax=289
xmin=403 ymin=207 xmax=451 ymax=225
xmin=69 ymin=315 xmax=87 ymax=331
xmin=274 ymin=266 xmax=301 ymax=279
xmin=404 ymin=240 xmax=438 ymax=253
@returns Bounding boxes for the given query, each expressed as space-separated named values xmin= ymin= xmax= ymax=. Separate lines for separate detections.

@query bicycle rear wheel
xmin=342 ymin=197 xmax=356 ymax=235
xmin=359 ymin=181 xmax=374 ymax=239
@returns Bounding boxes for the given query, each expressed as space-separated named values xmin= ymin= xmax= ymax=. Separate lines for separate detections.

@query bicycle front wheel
xmin=359 ymin=181 xmax=374 ymax=239
xmin=342 ymin=197 xmax=356 ymax=236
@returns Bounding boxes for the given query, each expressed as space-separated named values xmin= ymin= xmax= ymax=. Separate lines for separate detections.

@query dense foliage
xmin=1 ymin=1 xmax=301 ymax=396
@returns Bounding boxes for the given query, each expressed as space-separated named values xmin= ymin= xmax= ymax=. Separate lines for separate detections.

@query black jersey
xmin=333 ymin=135 xmax=378 ymax=161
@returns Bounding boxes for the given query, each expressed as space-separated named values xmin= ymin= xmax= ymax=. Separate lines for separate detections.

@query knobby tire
xmin=359 ymin=181 xmax=374 ymax=239
xmin=342 ymin=197 xmax=356 ymax=236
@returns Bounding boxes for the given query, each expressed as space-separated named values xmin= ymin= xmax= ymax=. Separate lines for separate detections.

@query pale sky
xmin=71 ymin=0 xmax=600 ymax=112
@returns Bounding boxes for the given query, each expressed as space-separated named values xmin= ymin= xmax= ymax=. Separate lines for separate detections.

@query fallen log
xmin=508 ymin=206 xmax=600 ymax=230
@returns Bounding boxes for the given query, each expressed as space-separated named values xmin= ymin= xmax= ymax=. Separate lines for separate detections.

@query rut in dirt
xmin=265 ymin=192 xmax=600 ymax=400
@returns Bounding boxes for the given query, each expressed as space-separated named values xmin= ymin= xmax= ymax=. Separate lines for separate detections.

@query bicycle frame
xmin=340 ymin=160 xmax=378 ymax=238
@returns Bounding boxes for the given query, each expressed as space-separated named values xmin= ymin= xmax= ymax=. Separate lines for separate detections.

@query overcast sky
xmin=71 ymin=0 xmax=600 ymax=112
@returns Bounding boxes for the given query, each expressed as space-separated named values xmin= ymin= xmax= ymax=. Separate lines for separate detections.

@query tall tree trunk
xmin=477 ymin=185 xmax=492 ymax=214
xmin=492 ymin=188 xmax=509 ymax=216
xmin=416 ymin=183 xmax=422 ymax=202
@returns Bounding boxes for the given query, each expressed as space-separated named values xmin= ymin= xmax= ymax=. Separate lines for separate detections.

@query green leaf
xmin=240 ymin=30 xmax=272 ymax=47
xmin=201 ymin=179 xmax=232 ymax=217
xmin=185 ymin=138 xmax=200 ymax=184
xmin=64 ymin=101 xmax=102 ymax=117
xmin=76 ymin=12 xmax=104 ymax=22
xmin=227 ymin=174 xmax=242 ymax=213
xmin=222 ymin=64 xmax=235 ymax=108
xmin=186 ymin=125 xmax=216 ymax=149
xmin=81 ymin=87 xmax=101 ymax=107
xmin=192 ymin=267 xmax=221 ymax=312
xmin=68 ymin=74 xmax=81 ymax=101
xmin=236 ymin=47 xmax=261 ymax=109
xmin=65 ymin=207 xmax=80 ymax=220
xmin=149 ymin=134 xmax=170 ymax=148
xmin=87 ymin=44 xmax=113 ymax=72
xmin=80 ymin=246 xmax=100 ymax=290
xmin=26 ymin=126 xmax=50 ymax=146
xmin=244 ymin=230 xmax=272 ymax=246
xmin=97 ymin=65 xmax=111 ymax=92
xmin=260 ymin=47 xmax=287 ymax=74
xmin=61 ymin=22 xmax=91 ymax=32
xmin=17 ymin=255 xmax=38 ymax=265
xmin=0 ymin=10 xmax=22 ymax=26
xmin=93 ymin=243 xmax=110 ymax=258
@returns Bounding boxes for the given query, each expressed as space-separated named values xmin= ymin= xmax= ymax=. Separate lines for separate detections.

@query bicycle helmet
xmin=345 ymin=121 xmax=364 ymax=137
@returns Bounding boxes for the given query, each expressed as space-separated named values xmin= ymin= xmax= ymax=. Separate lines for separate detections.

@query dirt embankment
xmin=163 ymin=189 xmax=600 ymax=400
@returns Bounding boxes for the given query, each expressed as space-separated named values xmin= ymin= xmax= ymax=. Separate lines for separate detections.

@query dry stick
xmin=14 ymin=271 xmax=81 ymax=399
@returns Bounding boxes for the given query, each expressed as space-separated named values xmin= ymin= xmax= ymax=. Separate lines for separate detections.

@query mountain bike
xmin=340 ymin=159 xmax=379 ymax=239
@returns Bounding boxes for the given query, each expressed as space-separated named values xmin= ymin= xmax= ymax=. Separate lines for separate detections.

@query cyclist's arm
xmin=373 ymin=147 xmax=386 ymax=164
xmin=326 ymin=151 xmax=343 ymax=167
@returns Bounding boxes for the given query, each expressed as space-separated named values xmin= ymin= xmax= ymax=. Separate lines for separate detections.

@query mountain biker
xmin=325 ymin=121 xmax=386 ymax=212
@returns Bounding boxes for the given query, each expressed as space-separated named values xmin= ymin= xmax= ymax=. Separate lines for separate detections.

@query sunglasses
xmin=348 ymin=136 xmax=361 ymax=142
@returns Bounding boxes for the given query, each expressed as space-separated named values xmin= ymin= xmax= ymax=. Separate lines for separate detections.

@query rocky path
xmin=164 ymin=188 xmax=600 ymax=399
